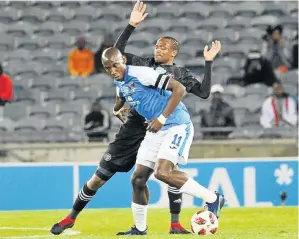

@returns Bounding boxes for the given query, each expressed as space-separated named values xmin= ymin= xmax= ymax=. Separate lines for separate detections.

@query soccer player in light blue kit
xmin=102 ymin=47 xmax=225 ymax=235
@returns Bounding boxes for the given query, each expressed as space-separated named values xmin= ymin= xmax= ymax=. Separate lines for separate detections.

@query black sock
xmin=69 ymin=184 xmax=96 ymax=220
xmin=168 ymin=185 xmax=182 ymax=224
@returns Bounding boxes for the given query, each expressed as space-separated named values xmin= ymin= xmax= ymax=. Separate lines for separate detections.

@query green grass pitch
xmin=0 ymin=207 xmax=297 ymax=239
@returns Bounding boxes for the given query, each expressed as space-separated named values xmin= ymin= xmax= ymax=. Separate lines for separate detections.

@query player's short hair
xmin=162 ymin=36 xmax=180 ymax=54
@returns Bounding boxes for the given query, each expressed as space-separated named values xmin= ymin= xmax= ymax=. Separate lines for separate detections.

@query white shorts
xmin=136 ymin=123 xmax=194 ymax=170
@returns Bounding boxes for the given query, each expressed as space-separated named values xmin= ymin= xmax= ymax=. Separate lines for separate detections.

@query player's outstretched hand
xmin=129 ymin=0 xmax=148 ymax=27
xmin=203 ymin=40 xmax=222 ymax=61
xmin=115 ymin=108 xmax=130 ymax=123
xmin=147 ymin=119 xmax=163 ymax=133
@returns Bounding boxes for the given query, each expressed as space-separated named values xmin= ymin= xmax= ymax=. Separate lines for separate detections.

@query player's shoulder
xmin=127 ymin=65 xmax=155 ymax=77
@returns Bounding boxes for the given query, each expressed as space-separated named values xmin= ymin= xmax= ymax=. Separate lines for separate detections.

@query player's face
xmin=103 ymin=56 xmax=126 ymax=81
xmin=154 ymin=38 xmax=176 ymax=63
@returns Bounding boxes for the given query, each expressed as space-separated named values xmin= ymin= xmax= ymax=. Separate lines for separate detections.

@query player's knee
xmin=154 ymin=168 xmax=170 ymax=183
xmin=87 ymin=174 xmax=106 ymax=191
xmin=131 ymin=174 xmax=147 ymax=190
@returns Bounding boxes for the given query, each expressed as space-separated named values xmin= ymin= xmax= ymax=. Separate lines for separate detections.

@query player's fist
xmin=147 ymin=119 xmax=163 ymax=133
xmin=203 ymin=40 xmax=222 ymax=61
xmin=129 ymin=0 xmax=148 ymax=27
xmin=115 ymin=108 xmax=130 ymax=123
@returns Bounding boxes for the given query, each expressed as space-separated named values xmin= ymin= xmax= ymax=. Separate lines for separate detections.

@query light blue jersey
xmin=114 ymin=65 xmax=191 ymax=130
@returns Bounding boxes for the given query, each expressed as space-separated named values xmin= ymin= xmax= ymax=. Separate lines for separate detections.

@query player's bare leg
xmin=154 ymin=159 xmax=225 ymax=219
xmin=117 ymin=165 xmax=153 ymax=235
xmin=50 ymin=174 xmax=107 ymax=235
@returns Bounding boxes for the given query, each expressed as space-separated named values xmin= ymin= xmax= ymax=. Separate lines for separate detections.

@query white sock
xmin=179 ymin=178 xmax=217 ymax=203
xmin=131 ymin=202 xmax=148 ymax=231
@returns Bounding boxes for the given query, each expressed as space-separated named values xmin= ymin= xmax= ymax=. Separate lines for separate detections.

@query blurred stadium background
xmin=0 ymin=0 xmax=297 ymax=238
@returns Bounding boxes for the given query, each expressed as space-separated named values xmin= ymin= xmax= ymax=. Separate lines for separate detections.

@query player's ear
xmin=172 ymin=50 xmax=178 ymax=57
xmin=122 ymin=56 xmax=127 ymax=64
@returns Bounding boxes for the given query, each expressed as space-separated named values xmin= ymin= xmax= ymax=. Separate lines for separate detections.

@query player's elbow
xmin=173 ymin=84 xmax=185 ymax=99
xmin=199 ymin=91 xmax=210 ymax=99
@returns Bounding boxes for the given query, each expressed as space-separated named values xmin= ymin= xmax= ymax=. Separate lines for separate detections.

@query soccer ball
xmin=190 ymin=210 xmax=218 ymax=235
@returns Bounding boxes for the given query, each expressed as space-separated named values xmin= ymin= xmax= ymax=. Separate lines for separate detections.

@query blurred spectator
xmin=84 ymin=98 xmax=111 ymax=142
xmin=68 ymin=36 xmax=94 ymax=77
xmin=260 ymin=82 xmax=297 ymax=128
xmin=290 ymin=32 xmax=298 ymax=69
xmin=243 ymin=50 xmax=277 ymax=86
xmin=0 ymin=63 xmax=13 ymax=107
xmin=262 ymin=25 xmax=291 ymax=74
xmin=201 ymin=84 xmax=236 ymax=138
xmin=94 ymin=34 xmax=114 ymax=73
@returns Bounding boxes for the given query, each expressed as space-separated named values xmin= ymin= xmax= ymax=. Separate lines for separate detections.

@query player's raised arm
xmin=185 ymin=41 xmax=221 ymax=99
xmin=113 ymin=0 xmax=148 ymax=63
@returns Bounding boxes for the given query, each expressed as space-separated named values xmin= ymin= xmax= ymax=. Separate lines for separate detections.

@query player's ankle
xmin=171 ymin=222 xmax=185 ymax=229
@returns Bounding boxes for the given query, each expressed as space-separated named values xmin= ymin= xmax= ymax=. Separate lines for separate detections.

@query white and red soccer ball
xmin=191 ymin=210 xmax=218 ymax=235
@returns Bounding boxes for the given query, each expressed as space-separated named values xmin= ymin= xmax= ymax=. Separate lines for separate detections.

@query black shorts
xmin=95 ymin=110 xmax=146 ymax=181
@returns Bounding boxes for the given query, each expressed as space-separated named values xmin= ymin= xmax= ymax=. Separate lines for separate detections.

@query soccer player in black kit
xmin=51 ymin=1 xmax=221 ymax=235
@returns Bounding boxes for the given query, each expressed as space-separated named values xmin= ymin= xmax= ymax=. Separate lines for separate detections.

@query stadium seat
xmin=138 ymin=18 xmax=171 ymax=35
xmin=209 ymin=3 xmax=234 ymax=18
xmin=31 ymin=48 xmax=61 ymax=63
xmin=181 ymin=2 xmax=211 ymax=19
xmin=44 ymin=89 xmax=70 ymax=103
xmin=283 ymin=84 xmax=298 ymax=97
xmin=45 ymin=34 xmax=75 ymax=49
xmin=100 ymin=87 xmax=117 ymax=100
xmin=224 ymin=85 xmax=245 ymax=98
xmin=14 ymin=117 xmax=41 ymax=132
xmin=261 ymin=2 xmax=288 ymax=17
xmin=61 ymin=21 xmax=90 ymax=36
xmin=128 ymin=32 xmax=155 ymax=48
xmin=0 ymin=34 xmax=15 ymax=50
xmin=155 ymin=3 xmax=182 ymax=19
xmin=244 ymin=83 xmax=270 ymax=97
xmin=42 ymin=118 xmax=68 ymax=132
xmin=221 ymin=44 xmax=252 ymax=59
xmin=3 ymin=103 xmax=29 ymax=121
xmin=13 ymin=62 xmax=45 ymax=78
xmin=226 ymin=16 xmax=251 ymax=30
xmin=71 ymin=89 xmax=98 ymax=101
xmin=241 ymin=113 xmax=260 ymax=127
xmin=89 ymin=19 xmax=114 ymax=35
xmin=19 ymin=7 xmax=49 ymax=23
xmin=43 ymin=63 xmax=66 ymax=77
xmin=34 ymin=22 xmax=63 ymax=36
xmin=57 ymin=102 xmax=82 ymax=117
xmin=5 ymin=21 xmax=36 ymax=38
xmin=29 ymin=104 xmax=57 ymax=119
xmin=279 ymin=16 xmax=298 ymax=30
xmin=7 ymin=49 xmax=32 ymax=61
xmin=57 ymin=78 xmax=83 ymax=90
xmin=168 ymin=18 xmax=198 ymax=33
xmin=30 ymin=76 xmax=56 ymax=91
xmin=0 ymin=118 xmax=16 ymax=132
xmin=73 ymin=6 xmax=101 ymax=22
xmin=59 ymin=1 xmax=82 ymax=9
xmin=184 ymin=57 xmax=206 ymax=76
xmin=182 ymin=30 xmax=211 ymax=47
xmin=0 ymin=7 xmax=21 ymax=24
xmin=211 ymin=29 xmax=238 ymax=44
xmin=47 ymin=8 xmax=74 ymax=22
xmin=286 ymin=70 xmax=298 ymax=85
xmin=233 ymin=2 xmax=264 ymax=17
xmin=194 ymin=101 xmax=211 ymax=114
xmin=250 ymin=15 xmax=279 ymax=30
xmin=0 ymin=23 xmax=8 ymax=34
xmin=99 ymin=5 xmax=127 ymax=21
xmin=238 ymin=28 xmax=264 ymax=45
xmin=176 ymin=46 xmax=197 ymax=61
xmin=15 ymin=37 xmax=46 ymax=51
xmin=197 ymin=17 xmax=227 ymax=31
xmin=14 ymin=88 xmax=41 ymax=105
xmin=213 ymin=58 xmax=239 ymax=73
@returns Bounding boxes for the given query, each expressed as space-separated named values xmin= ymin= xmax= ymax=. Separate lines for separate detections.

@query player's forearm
xmin=113 ymin=96 xmax=125 ymax=113
xmin=114 ymin=24 xmax=135 ymax=53
xmin=162 ymin=86 xmax=185 ymax=119
xmin=190 ymin=61 xmax=212 ymax=99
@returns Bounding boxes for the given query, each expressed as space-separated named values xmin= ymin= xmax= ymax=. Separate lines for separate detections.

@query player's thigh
xmin=136 ymin=131 xmax=165 ymax=170
xmin=158 ymin=123 xmax=194 ymax=166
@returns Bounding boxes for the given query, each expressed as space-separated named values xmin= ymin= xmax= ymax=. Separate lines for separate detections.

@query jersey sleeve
xmin=129 ymin=66 xmax=171 ymax=90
